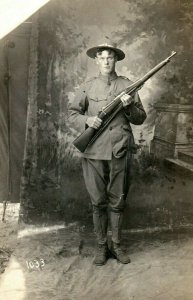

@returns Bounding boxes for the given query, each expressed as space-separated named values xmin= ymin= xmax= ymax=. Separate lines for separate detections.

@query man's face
xmin=95 ymin=50 xmax=117 ymax=75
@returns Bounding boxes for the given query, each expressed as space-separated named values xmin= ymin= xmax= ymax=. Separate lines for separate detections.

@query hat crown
xmin=99 ymin=42 xmax=117 ymax=48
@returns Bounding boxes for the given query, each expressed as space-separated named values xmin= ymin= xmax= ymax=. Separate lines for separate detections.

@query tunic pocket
xmin=87 ymin=97 xmax=107 ymax=116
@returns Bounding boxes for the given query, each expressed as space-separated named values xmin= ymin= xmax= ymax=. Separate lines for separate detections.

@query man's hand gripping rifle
xmin=73 ymin=51 xmax=177 ymax=153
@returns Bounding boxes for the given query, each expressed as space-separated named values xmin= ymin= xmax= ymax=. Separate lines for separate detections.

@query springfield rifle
xmin=73 ymin=51 xmax=177 ymax=153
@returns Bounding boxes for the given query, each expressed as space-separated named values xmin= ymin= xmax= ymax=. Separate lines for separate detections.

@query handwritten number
xmin=26 ymin=258 xmax=45 ymax=271
xmin=40 ymin=259 xmax=45 ymax=268
xmin=33 ymin=259 xmax=40 ymax=268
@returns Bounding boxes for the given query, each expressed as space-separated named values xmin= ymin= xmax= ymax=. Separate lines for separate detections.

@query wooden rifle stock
xmin=73 ymin=51 xmax=177 ymax=152
xmin=73 ymin=127 xmax=96 ymax=153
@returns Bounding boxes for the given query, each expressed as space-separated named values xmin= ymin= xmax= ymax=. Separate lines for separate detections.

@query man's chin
xmin=102 ymin=69 xmax=112 ymax=75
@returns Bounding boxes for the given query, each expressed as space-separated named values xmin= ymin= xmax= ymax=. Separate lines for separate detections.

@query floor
xmin=1 ymin=214 xmax=193 ymax=300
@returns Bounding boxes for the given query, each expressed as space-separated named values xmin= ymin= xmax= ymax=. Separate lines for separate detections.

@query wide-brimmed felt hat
xmin=86 ymin=41 xmax=125 ymax=61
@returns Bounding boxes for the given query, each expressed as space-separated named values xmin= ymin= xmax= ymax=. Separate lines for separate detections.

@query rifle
xmin=73 ymin=51 xmax=177 ymax=153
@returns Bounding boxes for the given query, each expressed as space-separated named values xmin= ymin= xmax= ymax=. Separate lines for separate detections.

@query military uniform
xmin=69 ymin=40 xmax=146 ymax=265
xmin=68 ymin=71 xmax=146 ymax=246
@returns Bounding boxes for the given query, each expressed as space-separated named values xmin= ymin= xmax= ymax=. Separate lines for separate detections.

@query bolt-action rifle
xmin=73 ymin=51 xmax=177 ymax=153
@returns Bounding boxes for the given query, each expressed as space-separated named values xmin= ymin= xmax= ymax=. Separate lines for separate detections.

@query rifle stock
xmin=73 ymin=127 xmax=96 ymax=153
xmin=73 ymin=51 xmax=177 ymax=153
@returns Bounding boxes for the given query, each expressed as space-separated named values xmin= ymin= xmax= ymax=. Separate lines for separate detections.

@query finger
xmin=95 ymin=121 xmax=101 ymax=127
xmin=126 ymin=94 xmax=130 ymax=99
xmin=96 ymin=117 xmax=102 ymax=123
xmin=125 ymin=95 xmax=130 ymax=100
xmin=97 ymin=118 xmax=102 ymax=124
xmin=91 ymin=124 xmax=98 ymax=129
xmin=121 ymin=95 xmax=129 ymax=103
xmin=95 ymin=120 xmax=102 ymax=126
xmin=94 ymin=123 xmax=100 ymax=129
xmin=93 ymin=119 xmax=99 ymax=125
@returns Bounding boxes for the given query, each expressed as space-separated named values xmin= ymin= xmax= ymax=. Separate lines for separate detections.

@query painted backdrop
xmin=19 ymin=0 xmax=193 ymax=227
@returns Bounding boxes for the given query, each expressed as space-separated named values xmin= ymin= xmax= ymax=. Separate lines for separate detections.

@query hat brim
xmin=86 ymin=46 xmax=125 ymax=61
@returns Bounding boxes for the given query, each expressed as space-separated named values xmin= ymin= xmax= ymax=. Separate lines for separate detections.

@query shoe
xmin=93 ymin=243 xmax=109 ymax=266
xmin=110 ymin=242 xmax=131 ymax=264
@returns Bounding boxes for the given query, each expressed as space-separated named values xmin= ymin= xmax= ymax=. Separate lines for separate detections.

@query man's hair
xmin=95 ymin=48 xmax=117 ymax=58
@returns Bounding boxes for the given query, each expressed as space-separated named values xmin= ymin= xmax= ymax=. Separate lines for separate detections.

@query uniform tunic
xmin=68 ymin=72 xmax=146 ymax=160
xmin=68 ymin=71 xmax=146 ymax=213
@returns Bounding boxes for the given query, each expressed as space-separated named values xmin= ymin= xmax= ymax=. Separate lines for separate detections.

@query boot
xmin=93 ymin=208 xmax=109 ymax=265
xmin=93 ymin=243 xmax=109 ymax=266
xmin=110 ymin=242 xmax=131 ymax=264
xmin=109 ymin=211 xmax=131 ymax=264
xmin=93 ymin=208 xmax=108 ymax=245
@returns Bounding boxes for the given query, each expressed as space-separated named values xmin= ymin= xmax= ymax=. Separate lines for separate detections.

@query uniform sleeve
xmin=124 ymin=92 xmax=147 ymax=125
xmin=68 ymin=85 xmax=89 ymax=133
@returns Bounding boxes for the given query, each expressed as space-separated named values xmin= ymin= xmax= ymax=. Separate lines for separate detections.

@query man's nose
xmin=104 ymin=58 xmax=109 ymax=64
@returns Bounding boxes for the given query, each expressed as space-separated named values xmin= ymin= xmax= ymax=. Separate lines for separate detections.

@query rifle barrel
xmin=129 ymin=51 xmax=177 ymax=90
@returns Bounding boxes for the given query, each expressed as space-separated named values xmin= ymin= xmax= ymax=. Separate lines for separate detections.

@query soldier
xmin=68 ymin=40 xmax=146 ymax=266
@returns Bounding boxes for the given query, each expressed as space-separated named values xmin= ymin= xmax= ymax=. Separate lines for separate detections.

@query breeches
xmin=82 ymin=153 xmax=131 ymax=213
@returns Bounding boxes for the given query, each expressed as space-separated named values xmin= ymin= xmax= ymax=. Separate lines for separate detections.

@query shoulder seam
xmin=119 ymin=75 xmax=129 ymax=80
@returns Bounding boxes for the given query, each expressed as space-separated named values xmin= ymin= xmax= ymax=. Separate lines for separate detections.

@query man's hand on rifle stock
xmin=86 ymin=116 xmax=102 ymax=129
xmin=120 ymin=94 xmax=134 ymax=107
xmin=86 ymin=94 xmax=133 ymax=130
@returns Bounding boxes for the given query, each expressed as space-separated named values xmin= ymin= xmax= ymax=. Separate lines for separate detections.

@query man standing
xmin=68 ymin=41 xmax=146 ymax=265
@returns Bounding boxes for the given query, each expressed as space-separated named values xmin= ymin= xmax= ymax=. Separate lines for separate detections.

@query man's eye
xmin=100 ymin=57 xmax=114 ymax=61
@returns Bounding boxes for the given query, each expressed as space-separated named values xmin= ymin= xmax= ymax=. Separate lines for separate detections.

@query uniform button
xmin=109 ymin=126 xmax=112 ymax=130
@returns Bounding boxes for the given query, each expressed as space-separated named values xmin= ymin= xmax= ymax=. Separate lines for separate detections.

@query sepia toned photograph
xmin=0 ymin=0 xmax=193 ymax=299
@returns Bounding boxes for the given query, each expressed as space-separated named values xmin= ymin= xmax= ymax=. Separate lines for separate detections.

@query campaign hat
xmin=86 ymin=41 xmax=125 ymax=61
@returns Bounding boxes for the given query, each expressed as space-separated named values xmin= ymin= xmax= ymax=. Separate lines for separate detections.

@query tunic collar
xmin=98 ymin=72 xmax=118 ymax=84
